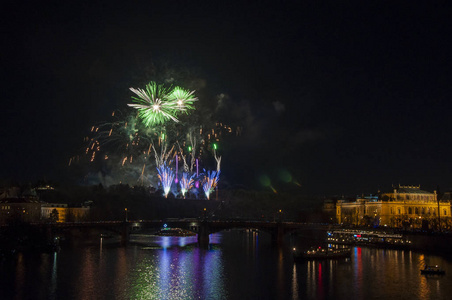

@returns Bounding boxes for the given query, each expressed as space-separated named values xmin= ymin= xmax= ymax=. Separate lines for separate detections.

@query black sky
xmin=2 ymin=1 xmax=452 ymax=196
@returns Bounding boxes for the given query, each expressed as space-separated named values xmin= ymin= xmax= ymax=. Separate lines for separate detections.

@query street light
xmin=437 ymin=198 xmax=441 ymax=232
xmin=125 ymin=208 xmax=128 ymax=222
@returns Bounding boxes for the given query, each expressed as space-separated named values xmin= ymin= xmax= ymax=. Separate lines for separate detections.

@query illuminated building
xmin=0 ymin=187 xmax=90 ymax=223
xmin=336 ymin=185 xmax=451 ymax=229
xmin=0 ymin=197 xmax=43 ymax=223
xmin=322 ymin=199 xmax=337 ymax=223
xmin=41 ymin=203 xmax=90 ymax=222
xmin=0 ymin=187 xmax=42 ymax=223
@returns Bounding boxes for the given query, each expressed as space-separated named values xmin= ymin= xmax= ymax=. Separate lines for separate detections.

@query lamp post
xmin=125 ymin=208 xmax=128 ymax=222
xmin=437 ymin=198 xmax=441 ymax=232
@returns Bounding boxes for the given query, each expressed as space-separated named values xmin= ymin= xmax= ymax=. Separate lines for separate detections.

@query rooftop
xmin=0 ymin=197 xmax=43 ymax=204
xmin=383 ymin=185 xmax=434 ymax=195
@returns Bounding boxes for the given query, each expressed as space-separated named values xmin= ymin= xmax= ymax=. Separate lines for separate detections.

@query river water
xmin=0 ymin=230 xmax=451 ymax=299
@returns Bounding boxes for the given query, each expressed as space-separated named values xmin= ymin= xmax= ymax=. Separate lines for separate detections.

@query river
xmin=0 ymin=230 xmax=451 ymax=299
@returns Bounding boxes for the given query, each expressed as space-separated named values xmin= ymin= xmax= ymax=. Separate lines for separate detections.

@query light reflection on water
xmin=127 ymin=234 xmax=226 ymax=300
xmin=0 ymin=231 xmax=451 ymax=299
xmin=292 ymin=263 xmax=298 ymax=300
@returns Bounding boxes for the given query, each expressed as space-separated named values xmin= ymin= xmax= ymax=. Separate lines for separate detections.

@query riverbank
xmin=404 ymin=232 xmax=452 ymax=258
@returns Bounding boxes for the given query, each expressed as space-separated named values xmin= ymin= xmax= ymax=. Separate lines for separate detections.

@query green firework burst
xmin=128 ymin=82 xmax=198 ymax=127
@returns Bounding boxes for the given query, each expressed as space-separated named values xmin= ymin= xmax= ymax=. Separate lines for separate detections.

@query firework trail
xmin=187 ymin=130 xmax=198 ymax=173
xmin=176 ymin=141 xmax=190 ymax=172
xmin=151 ymin=136 xmax=175 ymax=168
xmin=202 ymin=170 xmax=220 ymax=200
xmin=157 ymin=162 xmax=175 ymax=198
xmin=81 ymin=111 xmax=153 ymax=165
xmin=180 ymin=172 xmax=195 ymax=197
xmin=68 ymin=110 xmax=161 ymax=186
xmin=212 ymin=143 xmax=222 ymax=172
xmin=175 ymin=154 xmax=179 ymax=183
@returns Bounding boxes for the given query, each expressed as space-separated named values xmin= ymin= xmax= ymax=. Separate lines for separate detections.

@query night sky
xmin=2 ymin=1 xmax=452 ymax=196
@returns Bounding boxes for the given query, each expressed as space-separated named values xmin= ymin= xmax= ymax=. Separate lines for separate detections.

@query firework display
xmin=69 ymin=81 xmax=236 ymax=199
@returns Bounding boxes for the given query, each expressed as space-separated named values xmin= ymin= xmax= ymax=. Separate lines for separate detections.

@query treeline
xmin=2 ymin=181 xmax=329 ymax=222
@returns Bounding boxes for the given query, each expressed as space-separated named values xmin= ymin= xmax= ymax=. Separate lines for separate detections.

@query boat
xmin=421 ymin=265 xmax=445 ymax=275
xmin=326 ymin=229 xmax=412 ymax=249
xmin=293 ymin=246 xmax=351 ymax=262
xmin=155 ymin=228 xmax=196 ymax=237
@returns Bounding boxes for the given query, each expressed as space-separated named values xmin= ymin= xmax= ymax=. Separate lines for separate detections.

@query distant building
xmin=336 ymin=185 xmax=451 ymax=229
xmin=41 ymin=203 xmax=68 ymax=222
xmin=322 ymin=199 xmax=337 ymax=223
xmin=441 ymin=191 xmax=452 ymax=202
xmin=0 ymin=197 xmax=43 ymax=223
xmin=0 ymin=186 xmax=90 ymax=223
xmin=41 ymin=203 xmax=90 ymax=222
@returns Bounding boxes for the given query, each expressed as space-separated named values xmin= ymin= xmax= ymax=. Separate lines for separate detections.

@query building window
xmin=415 ymin=207 xmax=419 ymax=214
xmin=444 ymin=209 xmax=448 ymax=216
xmin=408 ymin=207 xmax=412 ymax=214
xmin=397 ymin=208 xmax=401 ymax=215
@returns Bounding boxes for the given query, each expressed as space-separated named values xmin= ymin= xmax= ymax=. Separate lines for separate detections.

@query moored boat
xmin=155 ymin=227 xmax=196 ymax=236
xmin=326 ymin=229 xmax=412 ymax=249
xmin=421 ymin=265 xmax=445 ymax=275
xmin=293 ymin=246 xmax=351 ymax=262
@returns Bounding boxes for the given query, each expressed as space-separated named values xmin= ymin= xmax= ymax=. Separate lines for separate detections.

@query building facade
xmin=41 ymin=204 xmax=90 ymax=222
xmin=336 ymin=185 xmax=451 ymax=229
xmin=0 ymin=198 xmax=43 ymax=223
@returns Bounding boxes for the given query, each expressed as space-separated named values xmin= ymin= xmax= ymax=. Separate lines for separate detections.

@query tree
xmin=49 ymin=209 xmax=59 ymax=223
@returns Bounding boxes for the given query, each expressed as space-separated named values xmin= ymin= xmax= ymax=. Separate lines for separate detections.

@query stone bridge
xmin=35 ymin=220 xmax=332 ymax=247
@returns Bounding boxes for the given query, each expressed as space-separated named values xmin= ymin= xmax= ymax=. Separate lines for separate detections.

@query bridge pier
xmin=271 ymin=222 xmax=285 ymax=245
xmin=120 ymin=222 xmax=130 ymax=246
xmin=197 ymin=221 xmax=210 ymax=248
xmin=43 ymin=224 xmax=55 ymax=246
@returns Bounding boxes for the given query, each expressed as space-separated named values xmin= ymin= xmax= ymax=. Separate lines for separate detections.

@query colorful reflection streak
xmin=352 ymin=247 xmax=363 ymax=297
xmin=2 ymin=232 xmax=452 ymax=299
xmin=129 ymin=234 xmax=226 ymax=299
xmin=306 ymin=260 xmax=326 ymax=299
